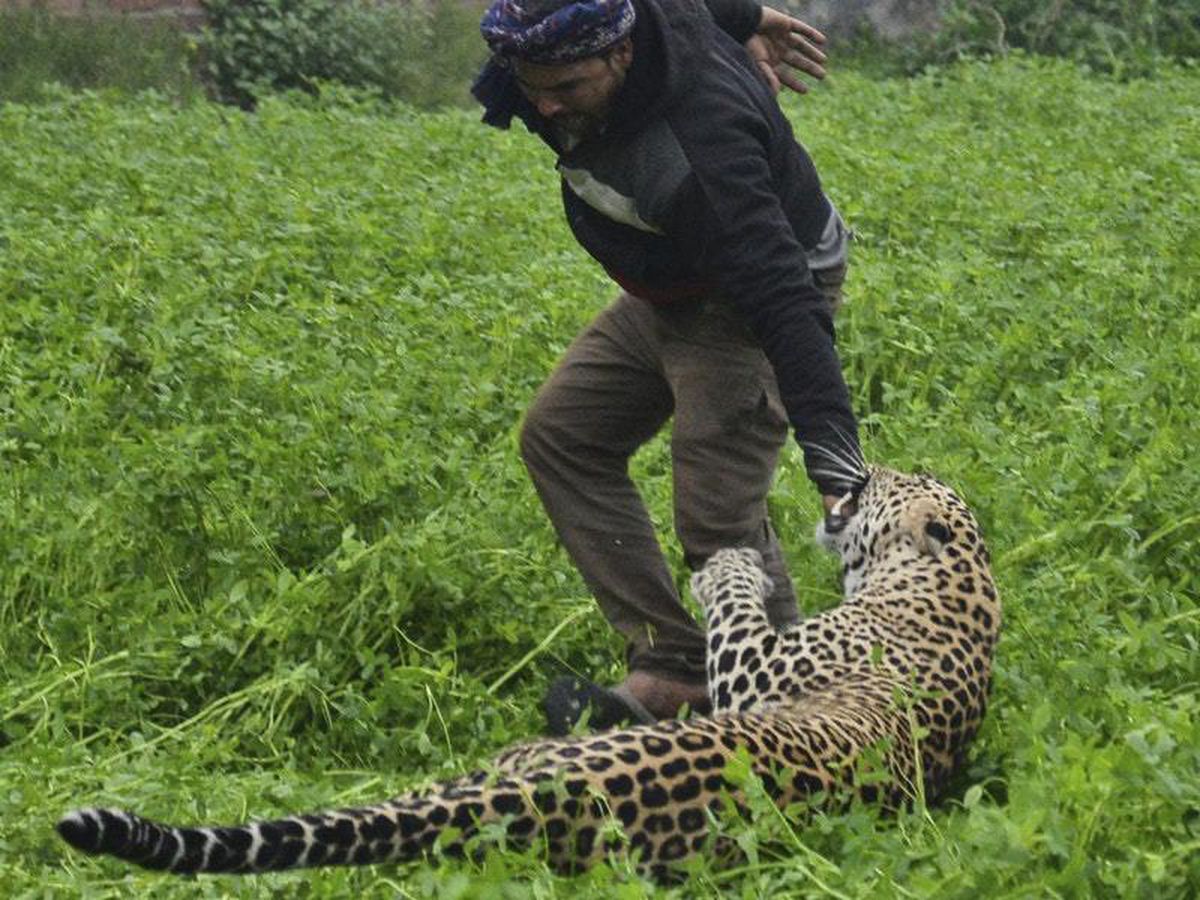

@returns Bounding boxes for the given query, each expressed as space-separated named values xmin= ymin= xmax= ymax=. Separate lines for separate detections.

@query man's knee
xmin=520 ymin=391 xmax=633 ymax=481
xmin=671 ymin=435 xmax=782 ymax=559
xmin=674 ymin=504 xmax=763 ymax=569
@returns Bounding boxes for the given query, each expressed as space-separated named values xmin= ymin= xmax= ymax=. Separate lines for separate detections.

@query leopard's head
xmin=816 ymin=465 xmax=984 ymax=596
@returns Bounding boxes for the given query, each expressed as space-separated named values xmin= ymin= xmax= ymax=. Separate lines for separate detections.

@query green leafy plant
xmin=198 ymin=0 xmax=487 ymax=108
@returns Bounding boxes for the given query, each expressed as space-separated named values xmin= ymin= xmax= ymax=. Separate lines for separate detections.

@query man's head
xmin=481 ymin=0 xmax=636 ymax=139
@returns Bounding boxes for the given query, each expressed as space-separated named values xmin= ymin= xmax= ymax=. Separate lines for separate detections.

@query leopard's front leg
xmin=690 ymin=548 xmax=786 ymax=714
xmin=692 ymin=549 xmax=879 ymax=715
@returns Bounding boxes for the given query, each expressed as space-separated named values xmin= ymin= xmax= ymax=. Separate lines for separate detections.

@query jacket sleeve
xmin=703 ymin=0 xmax=762 ymax=43
xmin=666 ymin=94 xmax=861 ymax=496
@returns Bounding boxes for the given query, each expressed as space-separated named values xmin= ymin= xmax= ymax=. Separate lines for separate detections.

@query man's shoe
xmin=542 ymin=677 xmax=656 ymax=736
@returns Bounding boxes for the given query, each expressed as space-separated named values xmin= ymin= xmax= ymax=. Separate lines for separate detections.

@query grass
xmin=1 ymin=56 xmax=1198 ymax=896
xmin=0 ymin=9 xmax=200 ymax=104
xmin=0 ymin=2 xmax=489 ymax=109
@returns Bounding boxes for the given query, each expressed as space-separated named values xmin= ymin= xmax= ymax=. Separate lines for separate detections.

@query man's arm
xmin=670 ymin=178 xmax=860 ymax=495
xmin=663 ymin=65 xmax=860 ymax=497
xmin=705 ymin=0 xmax=829 ymax=94
xmin=747 ymin=6 xmax=828 ymax=94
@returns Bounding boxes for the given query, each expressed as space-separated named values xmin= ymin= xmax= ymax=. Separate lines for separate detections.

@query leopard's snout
xmin=823 ymin=491 xmax=858 ymax=534
xmin=823 ymin=510 xmax=850 ymax=534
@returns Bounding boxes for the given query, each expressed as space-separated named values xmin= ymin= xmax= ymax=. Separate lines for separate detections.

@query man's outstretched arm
xmin=748 ymin=5 xmax=828 ymax=94
xmin=706 ymin=0 xmax=829 ymax=94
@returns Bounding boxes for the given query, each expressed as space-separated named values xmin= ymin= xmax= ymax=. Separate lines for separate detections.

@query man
xmin=473 ymin=0 xmax=863 ymax=733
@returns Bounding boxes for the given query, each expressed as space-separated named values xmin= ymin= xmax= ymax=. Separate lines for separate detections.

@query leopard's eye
xmin=924 ymin=521 xmax=951 ymax=543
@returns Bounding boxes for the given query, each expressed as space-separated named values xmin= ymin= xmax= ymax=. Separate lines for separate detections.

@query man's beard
xmin=554 ymin=65 xmax=625 ymax=142
xmin=555 ymin=110 xmax=607 ymax=141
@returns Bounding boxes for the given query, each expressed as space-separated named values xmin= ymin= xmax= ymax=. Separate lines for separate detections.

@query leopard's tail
xmin=57 ymin=772 xmax=566 ymax=875
xmin=57 ymin=803 xmax=422 ymax=873
xmin=56 ymin=768 xmax=619 ymax=875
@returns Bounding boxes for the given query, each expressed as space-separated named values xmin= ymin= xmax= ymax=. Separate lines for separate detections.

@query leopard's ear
xmin=902 ymin=498 xmax=953 ymax=557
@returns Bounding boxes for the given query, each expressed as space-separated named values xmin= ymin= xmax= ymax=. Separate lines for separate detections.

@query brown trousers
xmin=520 ymin=266 xmax=846 ymax=684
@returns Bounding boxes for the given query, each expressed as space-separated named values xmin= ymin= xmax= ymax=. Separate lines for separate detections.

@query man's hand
xmin=746 ymin=6 xmax=828 ymax=95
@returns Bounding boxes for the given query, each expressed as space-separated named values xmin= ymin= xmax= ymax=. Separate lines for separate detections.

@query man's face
xmin=513 ymin=40 xmax=633 ymax=141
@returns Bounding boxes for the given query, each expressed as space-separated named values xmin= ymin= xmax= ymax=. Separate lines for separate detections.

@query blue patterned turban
xmin=480 ymin=0 xmax=637 ymax=64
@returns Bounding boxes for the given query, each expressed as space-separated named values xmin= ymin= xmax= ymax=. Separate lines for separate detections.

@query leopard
xmin=56 ymin=458 xmax=1000 ymax=878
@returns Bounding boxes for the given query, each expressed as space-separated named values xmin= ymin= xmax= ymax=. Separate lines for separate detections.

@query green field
xmin=2 ymin=58 xmax=1198 ymax=897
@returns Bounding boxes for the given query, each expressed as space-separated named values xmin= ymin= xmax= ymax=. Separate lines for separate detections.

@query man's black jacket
xmin=474 ymin=0 xmax=861 ymax=494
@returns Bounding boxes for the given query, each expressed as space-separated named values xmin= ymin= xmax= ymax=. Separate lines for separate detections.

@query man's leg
xmin=662 ymin=302 xmax=800 ymax=628
xmin=665 ymin=265 xmax=850 ymax=628
xmin=520 ymin=294 xmax=709 ymax=710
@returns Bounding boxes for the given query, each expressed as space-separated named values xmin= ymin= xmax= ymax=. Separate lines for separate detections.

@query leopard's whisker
xmin=801 ymin=440 xmax=865 ymax=486
xmin=806 ymin=466 xmax=861 ymax=486
xmin=827 ymin=420 xmax=868 ymax=474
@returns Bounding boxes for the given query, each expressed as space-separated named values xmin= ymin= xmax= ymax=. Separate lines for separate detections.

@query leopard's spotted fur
xmin=57 ymin=464 xmax=999 ymax=876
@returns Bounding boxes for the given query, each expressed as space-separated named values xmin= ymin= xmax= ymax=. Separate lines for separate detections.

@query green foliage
xmin=0 ymin=8 xmax=199 ymax=104
xmin=198 ymin=0 xmax=488 ymax=109
xmin=842 ymin=0 xmax=1200 ymax=77
xmin=1 ymin=57 xmax=1199 ymax=896
xmin=943 ymin=0 xmax=1199 ymax=72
